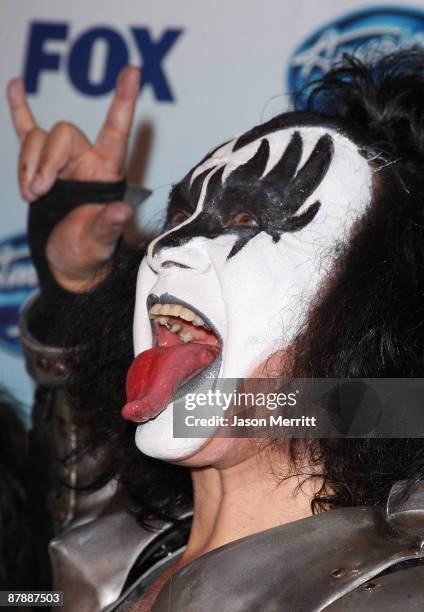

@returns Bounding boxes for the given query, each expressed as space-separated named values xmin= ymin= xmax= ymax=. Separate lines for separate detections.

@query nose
xmin=146 ymin=233 xmax=211 ymax=274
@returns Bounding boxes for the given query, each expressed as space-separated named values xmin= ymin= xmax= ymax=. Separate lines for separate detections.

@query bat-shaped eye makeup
xmin=158 ymin=130 xmax=334 ymax=258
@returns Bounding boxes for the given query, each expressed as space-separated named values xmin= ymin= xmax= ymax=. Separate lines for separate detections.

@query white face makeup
xmin=130 ymin=119 xmax=373 ymax=461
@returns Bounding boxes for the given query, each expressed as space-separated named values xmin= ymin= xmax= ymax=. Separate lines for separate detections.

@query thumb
xmin=90 ymin=201 xmax=134 ymax=247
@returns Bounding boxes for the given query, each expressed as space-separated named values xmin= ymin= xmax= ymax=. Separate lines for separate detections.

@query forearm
xmin=27 ymin=179 xmax=127 ymax=346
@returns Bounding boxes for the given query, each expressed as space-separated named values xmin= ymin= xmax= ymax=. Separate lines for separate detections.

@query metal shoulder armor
xmin=326 ymin=563 xmax=424 ymax=610
xmin=153 ymin=481 xmax=424 ymax=611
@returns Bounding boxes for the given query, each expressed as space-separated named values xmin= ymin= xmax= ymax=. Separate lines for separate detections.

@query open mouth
xmin=121 ymin=294 xmax=222 ymax=423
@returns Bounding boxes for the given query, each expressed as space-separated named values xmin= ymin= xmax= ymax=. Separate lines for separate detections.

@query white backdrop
xmin=1 ymin=0 xmax=423 ymax=422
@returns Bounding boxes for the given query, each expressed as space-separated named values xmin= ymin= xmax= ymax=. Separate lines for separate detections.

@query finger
xmin=30 ymin=122 xmax=91 ymax=196
xmin=95 ymin=66 xmax=141 ymax=172
xmin=19 ymin=129 xmax=47 ymax=202
xmin=90 ymin=202 xmax=134 ymax=248
xmin=7 ymin=78 xmax=37 ymax=142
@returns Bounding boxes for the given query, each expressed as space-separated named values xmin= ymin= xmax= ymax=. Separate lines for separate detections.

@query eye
xmin=168 ymin=210 xmax=191 ymax=227
xmin=227 ymin=211 xmax=259 ymax=227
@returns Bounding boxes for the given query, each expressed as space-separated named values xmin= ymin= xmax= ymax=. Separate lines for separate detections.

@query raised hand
xmin=6 ymin=66 xmax=141 ymax=292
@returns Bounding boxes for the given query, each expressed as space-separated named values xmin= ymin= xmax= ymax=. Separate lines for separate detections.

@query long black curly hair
xmin=66 ymin=49 xmax=424 ymax=526
xmin=290 ymin=49 xmax=424 ymax=511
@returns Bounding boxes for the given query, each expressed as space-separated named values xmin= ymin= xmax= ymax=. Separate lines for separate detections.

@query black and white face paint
xmin=131 ymin=117 xmax=373 ymax=460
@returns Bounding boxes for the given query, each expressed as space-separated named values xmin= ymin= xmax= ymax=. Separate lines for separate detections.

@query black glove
xmin=27 ymin=179 xmax=126 ymax=345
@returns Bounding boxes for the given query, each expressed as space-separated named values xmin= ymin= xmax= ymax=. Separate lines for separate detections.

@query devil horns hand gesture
xmin=6 ymin=66 xmax=141 ymax=292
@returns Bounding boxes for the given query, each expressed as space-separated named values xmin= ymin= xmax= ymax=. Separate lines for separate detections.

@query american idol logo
xmin=288 ymin=7 xmax=424 ymax=94
xmin=0 ymin=234 xmax=38 ymax=355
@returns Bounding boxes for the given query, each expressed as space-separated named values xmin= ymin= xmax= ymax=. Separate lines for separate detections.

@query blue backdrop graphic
xmin=0 ymin=234 xmax=37 ymax=355
xmin=288 ymin=6 xmax=424 ymax=93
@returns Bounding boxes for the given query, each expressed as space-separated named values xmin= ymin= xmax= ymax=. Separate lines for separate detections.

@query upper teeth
xmin=148 ymin=303 xmax=209 ymax=330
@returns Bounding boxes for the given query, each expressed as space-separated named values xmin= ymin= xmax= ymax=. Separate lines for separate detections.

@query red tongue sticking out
xmin=121 ymin=334 xmax=219 ymax=423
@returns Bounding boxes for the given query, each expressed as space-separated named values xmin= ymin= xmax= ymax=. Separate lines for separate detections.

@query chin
xmin=135 ymin=407 xmax=258 ymax=470
xmin=134 ymin=403 xmax=210 ymax=462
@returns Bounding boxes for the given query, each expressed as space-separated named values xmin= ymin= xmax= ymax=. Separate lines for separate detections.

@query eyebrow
xmin=168 ymin=180 xmax=195 ymax=212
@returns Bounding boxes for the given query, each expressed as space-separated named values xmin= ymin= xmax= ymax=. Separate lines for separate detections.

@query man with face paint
xmin=124 ymin=118 xmax=372 ymax=461
xmin=8 ymin=50 xmax=424 ymax=610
